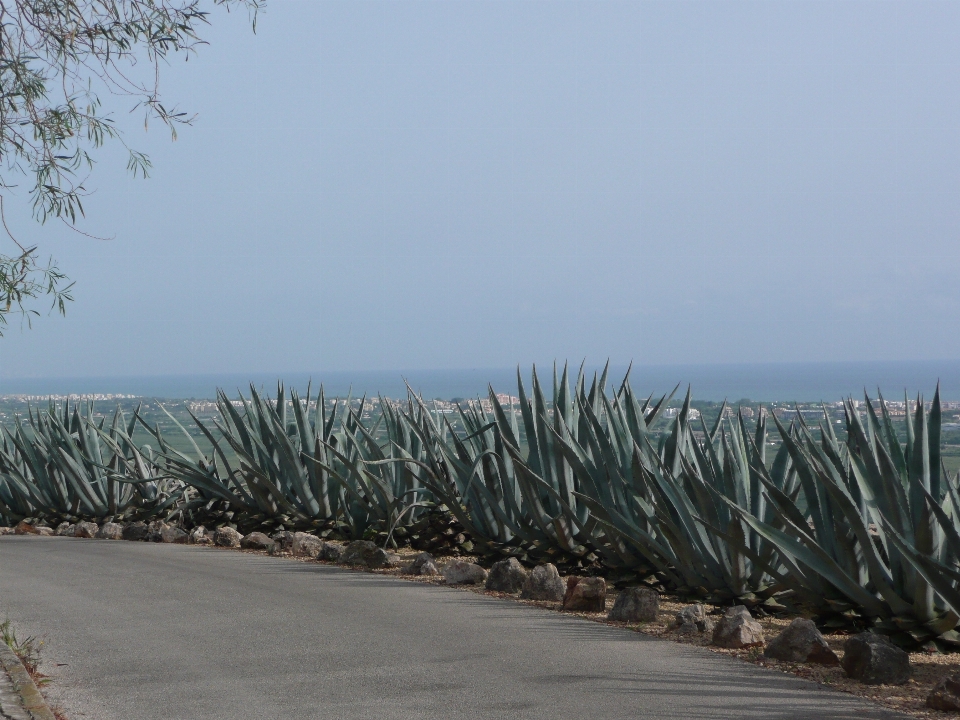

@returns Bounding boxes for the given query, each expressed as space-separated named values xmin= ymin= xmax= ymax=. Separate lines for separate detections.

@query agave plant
xmin=305 ymin=394 xmax=440 ymax=542
xmin=426 ymin=363 xmax=791 ymax=599
xmin=143 ymin=384 xmax=341 ymax=531
xmin=539 ymin=378 xmax=797 ymax=602
xmin=396 ymin=365 xmax=677 ymax=574
xmin=0 ymin=400 xmax=175 ymax=522
xmin=513 ymin=374 xmax=677 ymax=577
xmin=147 ymin=384 xmax=437 ymax=540
xmin=0 ymin=432 xmax=35 ymax=523
xmin=498 ymin=366 xmax=682 ymax=575
xmin=718 ymin=389 xmax=960 ymax=648
xmin=397 ymin=384 xmax=546 ymax=561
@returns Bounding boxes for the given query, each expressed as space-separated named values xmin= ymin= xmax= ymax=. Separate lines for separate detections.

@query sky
xmin=2 ymin=0 xmax=960 ymax=381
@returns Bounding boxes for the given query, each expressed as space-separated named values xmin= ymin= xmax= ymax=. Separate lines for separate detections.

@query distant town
xmin=2 ymin=393 xmax=958 ymax=475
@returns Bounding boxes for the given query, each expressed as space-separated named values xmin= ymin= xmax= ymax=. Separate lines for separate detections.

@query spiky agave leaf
xmin=721 ymin=391 xmax=960 ymax=647
xmin=0 ymin=400 xmax=173 ymax=522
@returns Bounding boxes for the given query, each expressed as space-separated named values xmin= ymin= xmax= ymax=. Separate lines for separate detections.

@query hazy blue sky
xmin=2 ymin=0 xmax=960 ymax=380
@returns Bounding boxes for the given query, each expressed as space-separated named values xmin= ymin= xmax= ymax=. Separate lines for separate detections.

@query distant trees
xmin=0 ymin=0 xmax=262 ymax=333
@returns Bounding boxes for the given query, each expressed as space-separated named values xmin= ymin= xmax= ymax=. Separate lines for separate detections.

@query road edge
xmin=0 ymin=642 xmax=56 ymax=720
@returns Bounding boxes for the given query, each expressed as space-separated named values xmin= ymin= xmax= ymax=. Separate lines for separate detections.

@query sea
xmin=2 ymin=360 xmax=960 ymax=402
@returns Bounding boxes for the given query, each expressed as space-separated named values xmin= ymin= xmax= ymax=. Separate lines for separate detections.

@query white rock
xmin=443 ymin=560 xmax=488 ymax=585
xmin=188 ymin=526 xmax=210 ymax=545
xmin=321 ymin=542 xmax=343 ymax=562
xmin=293 ymin=532 xmax=324 ymax=558
xmin=485 ymin=558 xmax=528 ymax=593
xmin=240 ymin=532 xmax=274 ymax=550
xmin=711 ymin=606 xmax=765 ymax=649
xmin=74 ymin=521 xmax=98 ymax=539
xmin=96 ymin=522 xmax=123 ymax=540
xmin=340 ymin=540 xmax=392 ymax=568
xmin=607 ymin=587 xmax=659 ymax=623
xmin=519 ymin=564 xmax=565 ymax=601
xmin=160 ymin=525 xmax=188 ymax=544
xmin=213 ymin=526 xmax=241 ymax=548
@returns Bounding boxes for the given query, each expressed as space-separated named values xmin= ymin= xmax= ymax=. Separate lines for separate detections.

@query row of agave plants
xmin=1 ymin=367 xmax=959 ymax=651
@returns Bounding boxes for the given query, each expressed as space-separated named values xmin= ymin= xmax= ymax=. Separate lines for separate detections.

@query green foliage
xmin=1 ymin=618 xmax=43 ymax=675
xmin=143 ymin=385 xmax=436 ymax=540
xmin=720 ymin=390 xmax=960 ymax=648
xmin=0 ymin=400 xmax=175 ymax=523
xmin=141 ymin=384 xmax=344 ymax=530
xmin=0 ymin=0 xmax=262 ymax=223
xmin=567 ymin=388 xmax=796 ymax=603
xmin=0 ymin=242 xmax=73 ymax=335
xmin=0 ymin=0 xmax=261 ymax=329
xmin=4 ymin=372 xmax=960 ymax=649
xmin=305 ymin=392 xmax=437 ymax=540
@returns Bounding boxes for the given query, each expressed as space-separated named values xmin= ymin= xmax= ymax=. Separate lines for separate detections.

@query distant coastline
xmin=1 ymin=360 xmax=959 ymax=402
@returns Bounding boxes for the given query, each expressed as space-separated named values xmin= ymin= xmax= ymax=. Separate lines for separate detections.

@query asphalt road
xmin=0 ymin=537 xmax=906 ymax=720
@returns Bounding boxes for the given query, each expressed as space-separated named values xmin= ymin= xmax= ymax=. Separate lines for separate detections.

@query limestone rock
xmin=213 ymin=526 xmax=242 ymax=548
xmin=122 ymin=521 xmax=149 ymax=541
xmin=841 ymin=632 xmax=910 ymax=685
xmin=188 ymin=526 xmax=210 ymax=545
xmin=562 ymin=576 xmax=607 ymax=612
xmin=418 ymin=560 xmax=439 ymax=575
xmin=0 ymin=527 xmax=14 ymax=536
xmin=520 ymin=563 xmax=565 ymax=602
xmin=443 ymin=560 xmax=488 ymax=585
xmin=271 ymin=530 xmax=296 ymax=552
xmin=669 ymin=604 xmax=714 ymax=634
xmin=485 ymin=558 xmax=528 ymax=593
xmin=73 ymin=521 xmax=98 ymax=539
xmin=764 ymin=618 xmax=839 ymax=665
xmin=159 ymin=525 xmax=188 ymax=544
xmin=240 ymin=531 xmax=274 ymax=551
xmin=927 ymin=673 xmax=960 ymax=710
xmin=607 ymin=587 xmax=659 ymax=623
xmin=711 ymin=606 xmax=765 ymax=649
xmin=321 ymin=542 xmax=343 ymax=562
xmin=96 ymin=522 xmax=123 ymax=540
xmin=292 ymin=532 xmax=324 ymax=558
xmin=677 ymin=620 xmax=714 ymax=636
xmin=340 ymin=540 xmax=392 ymax=568
xmin=404 ymin=552 xmax=440 ymax=576
xmin=35 ymin=525 xmax=54 ymax=536
xmin=145 ymin=520 xmax=165 ymax=542
xmin=55 ymin=522 xmax=76 ymax=537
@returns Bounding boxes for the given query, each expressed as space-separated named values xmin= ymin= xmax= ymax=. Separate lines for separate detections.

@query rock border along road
xmin=0 ymin=641 xmax=55 ymax=720
xmin=0 ymin=537 xmax=907 ymax=720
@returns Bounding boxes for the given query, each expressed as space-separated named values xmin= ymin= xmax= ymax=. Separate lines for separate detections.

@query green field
xmin=3 ymin=393 xmax=960 ymax=479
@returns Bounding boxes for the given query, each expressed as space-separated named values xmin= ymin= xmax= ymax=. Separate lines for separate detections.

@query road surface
xmin=0 ymin=536 xmax=904 ymax=719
